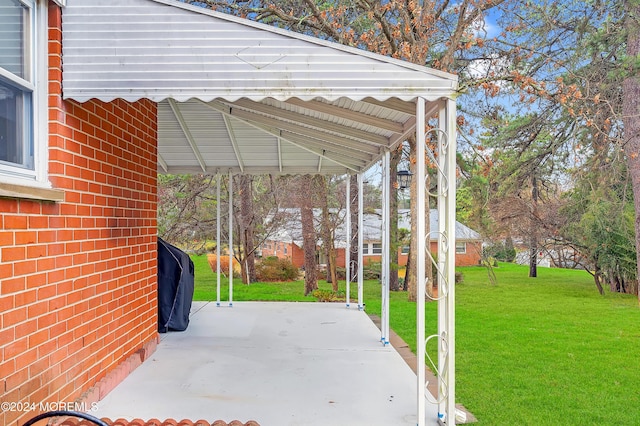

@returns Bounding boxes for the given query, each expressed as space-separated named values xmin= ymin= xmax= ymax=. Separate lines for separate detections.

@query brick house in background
xmin=261 ymin=209 xmax=482 ymax=268
xmin=0 ymin=2 xmax=159 ymax=425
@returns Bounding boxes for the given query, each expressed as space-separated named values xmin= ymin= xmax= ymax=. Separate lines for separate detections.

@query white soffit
xmin=60 ymin=0 xmax=458 ymax=175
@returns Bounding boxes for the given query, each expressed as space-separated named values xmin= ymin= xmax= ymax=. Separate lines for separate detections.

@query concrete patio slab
xmin=92 ymin=302 xmax=439 ymax=425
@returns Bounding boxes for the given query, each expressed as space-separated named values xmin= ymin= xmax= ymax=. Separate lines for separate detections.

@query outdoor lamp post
xmin=397 ymin=169 xmax=413 ymax=190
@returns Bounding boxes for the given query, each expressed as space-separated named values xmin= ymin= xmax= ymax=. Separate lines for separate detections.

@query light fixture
xmin=397 ymin=169 xmax=412 ymax=190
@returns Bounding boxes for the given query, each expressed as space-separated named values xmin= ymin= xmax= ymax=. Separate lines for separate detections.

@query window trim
xmin=0 ymin=181 xmax=63 ymax=201
xmin=0 ymin=0 xmax=54 ymax=194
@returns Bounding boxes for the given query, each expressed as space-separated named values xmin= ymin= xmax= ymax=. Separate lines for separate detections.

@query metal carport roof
xmin=60 ymin=1 xmax=460 ymax=424
xmin=61 ymin=0 xmax=458 ymax=176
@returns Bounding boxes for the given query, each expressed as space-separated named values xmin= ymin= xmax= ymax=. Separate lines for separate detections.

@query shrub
xmin=256 ymin=256 xmax=299 ymax=282
xmin=483 ymin=241 xmax=516 ymax=262
xmin=363 ymin=261 xmax=381 ymax=280
xmin=312 ymin=289 xmax=346 ymax=302
xmin=207 ymin=253 xmax=241 ymax=278
xmin=193 ymin=241 xmax=217 ymax=255
xmin=481 ymin=256 xmax=499 ymax=267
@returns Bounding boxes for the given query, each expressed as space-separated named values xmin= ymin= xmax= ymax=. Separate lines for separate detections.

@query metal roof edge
xmin=62 ymin=92 xmax=453 ymax=104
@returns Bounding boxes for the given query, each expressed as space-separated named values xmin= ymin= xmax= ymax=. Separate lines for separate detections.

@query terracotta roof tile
xmin=54 ymin=417 xmax=260 ymax=426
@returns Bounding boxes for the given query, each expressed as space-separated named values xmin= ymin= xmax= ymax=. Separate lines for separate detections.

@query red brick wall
xmin=290 ymin=244 xmax=305 ymax=269
xmin=0 ymin=4 xmax=159 ymax=425
xmin=455 ymin=241 xmax=482 ymax=267
xmin=261 ymin=241 xmax=305 ymax=268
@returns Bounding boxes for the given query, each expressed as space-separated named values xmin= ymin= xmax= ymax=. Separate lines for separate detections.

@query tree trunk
xmin=609 ymin=268 xmax=619 ymax=292
xmin=529 ymin=175 xmax=538 ymax=278
xmin=403 ymin=251 xmax=410 ymax=291
xmin=623 ymin=0 xmax=640 ymax=299
xmin=407 ymin=138 xmax=418 ymax=301
xmin=390 ymin=147 xmax=400 ymax=292
xmin=594 ymin=265 xmax=605 ymax=295
xmin=318 ymin=176 xmax=338 ymax=290
xmin=301 ymin=175 xmax=318 ymax=296
xmin=349 ymin=174 xmax=359 ymax=282
xmin=238 ymin=175 xmax=256 ymax=284
xmin=528 ymin=240 xmax=538 ymax=278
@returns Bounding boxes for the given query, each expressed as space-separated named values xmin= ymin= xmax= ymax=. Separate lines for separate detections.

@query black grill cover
xmin=157 ymin=237 xmax=194 ymax=332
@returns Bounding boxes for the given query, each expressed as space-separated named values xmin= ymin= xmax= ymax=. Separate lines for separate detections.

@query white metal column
xmin=437 ymin=102 xmax=448 ymax=421
xmin=381 ymin=150 xmax=391 ymax=345
xmin=216 ymin=174 xmax=221 ymax=307
xmin=416 ymin=97 xmax=427 ymax=426
xmin=357 ymin=173 xmax=364 ymax=310
xmin=345 ymin=175 xmax=351 ymax=308
xmin=228 ymin=172 xmax=234 ymax=307
xmin=441 ymin=98 xmax=457 ymax=424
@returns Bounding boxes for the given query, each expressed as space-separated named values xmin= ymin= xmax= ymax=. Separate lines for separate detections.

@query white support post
xmin=345 ymin=175 xmax=351 ymax=308
xmin=381 ymin=150 xmax=391 ymax=345
xmin=416 ymin=97 xmax=427 ymax=426
xmin=228 ymin=172 xmax=234 ymax=307
xmin=437 ymin=101 xmax=447 ymax=420
xmin=357 ymin=173 xmax=364 ymax=310
xmin=216 ymin=175 xmax=221 ymax=307
xmin=444 ymin=98 xmax=457 ymax=424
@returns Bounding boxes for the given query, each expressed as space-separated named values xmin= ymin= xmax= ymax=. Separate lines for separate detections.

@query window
xmin=455 ymin=242 xmax=467 ymax=254
xmin=401 ymin=245 xmax=410 ymax=255
xmin=361 ymin=243 xmax=369 ymax=255
xmin=372 ymin=243 xmax=382 ymax=254
xmin=0 ymin=0 xmax=47 ymax=186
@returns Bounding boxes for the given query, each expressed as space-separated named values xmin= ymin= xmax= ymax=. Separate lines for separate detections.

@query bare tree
xmin=622 ymin=0 xmax=640 ymax=299
xmin=317 ymin=175 xmax=339 ymax=289
xmin=300 ymin=175 xmax=318 ymax=295
xmin=389 ymin=146 xmax=401 ymax=292
xmin=349 ymin=174 xmax=359 ymax=283
xmin=236 ymin=174 xmax=257 ymax=283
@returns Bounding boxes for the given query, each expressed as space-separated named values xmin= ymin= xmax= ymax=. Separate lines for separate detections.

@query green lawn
xmin=191 ymin=255 xmax=640 ymax=425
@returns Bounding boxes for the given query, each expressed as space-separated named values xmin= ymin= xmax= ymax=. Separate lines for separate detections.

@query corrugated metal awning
xmin=61 ymin=0 xmax=458 ymax=175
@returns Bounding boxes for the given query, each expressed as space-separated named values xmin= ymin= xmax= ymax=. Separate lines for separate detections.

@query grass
xmin=453 ymin=263 xmax=640 ymax=425
xmin=191 ymin=255 xmax=640 ymax=425
xmin=192 ymin=254 xmax=381 ymax=302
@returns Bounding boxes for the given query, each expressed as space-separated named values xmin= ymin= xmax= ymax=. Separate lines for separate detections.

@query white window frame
xmin=455 ymin=242 xmax=467 ymax=254
xmin=372 ymin=243 xmax=382 ymax=255
xmin=0 ymin=0 xmax=49 ymax=189
xmin=361 ymin=243 xmax=369 ymax=255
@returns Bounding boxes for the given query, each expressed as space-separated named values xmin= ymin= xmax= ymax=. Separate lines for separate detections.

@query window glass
xmin=0 ymin=0 xmax=35 ymax=175
xmin=0 ymin=0 xmax=28 ymax=79
xmin=455 ymin=242 xmax=467 ymax=254
xmin=0 ymin=81 xmax=32 ymax=169
xmin=372 ymin=243 xmax=382 ymax=254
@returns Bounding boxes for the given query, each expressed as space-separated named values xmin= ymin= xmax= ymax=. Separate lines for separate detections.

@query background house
xmin=261 ymin=209 xmax=482 ymax=268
